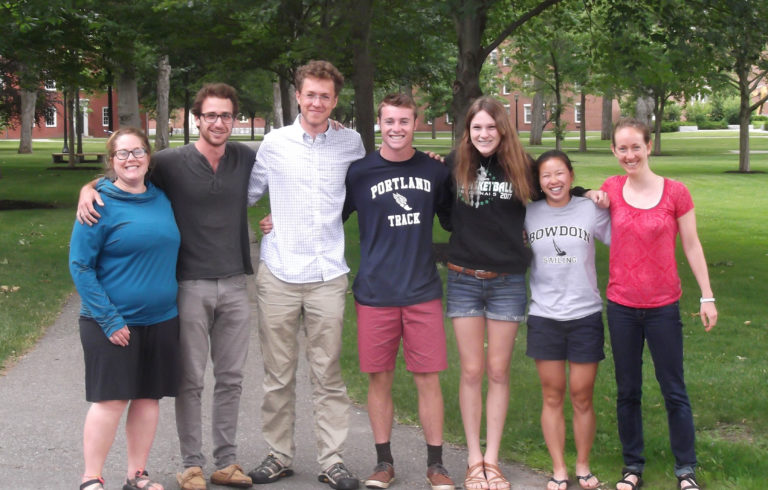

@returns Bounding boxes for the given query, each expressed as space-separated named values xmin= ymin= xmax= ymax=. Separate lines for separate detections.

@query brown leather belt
xmin=447 ymin=262 xmax=507 ymax=280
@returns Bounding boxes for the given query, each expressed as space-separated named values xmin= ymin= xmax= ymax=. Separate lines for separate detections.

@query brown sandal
xmin=484 ymin=463 xmax=510 ymax=490
xmin=464 ymin=461 xmax=488 ymax=490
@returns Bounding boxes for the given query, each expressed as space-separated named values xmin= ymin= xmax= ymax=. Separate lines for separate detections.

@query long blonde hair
xmin=455 ymin=96 xmax=532 ymax=203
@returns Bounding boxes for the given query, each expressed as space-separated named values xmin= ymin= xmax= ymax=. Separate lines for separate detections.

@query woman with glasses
xmin=70 ymin=127 xmax=181 ymax=490
xmin=602 ymin=118 xmax=716 ymax=490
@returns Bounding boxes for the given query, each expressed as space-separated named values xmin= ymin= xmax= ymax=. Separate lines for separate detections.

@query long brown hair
xmin=455 ymin=96 xmax=532 ymax=203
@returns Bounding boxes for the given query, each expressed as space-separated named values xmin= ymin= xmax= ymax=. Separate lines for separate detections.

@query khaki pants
xmin=256 ymin=262 xmax=350 ymax=469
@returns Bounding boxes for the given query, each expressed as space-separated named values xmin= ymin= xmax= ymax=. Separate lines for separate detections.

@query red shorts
xmin=355 ymin=298 xmax=447 ymax=373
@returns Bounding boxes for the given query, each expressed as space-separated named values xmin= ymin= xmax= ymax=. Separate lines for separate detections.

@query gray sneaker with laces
xmin=318 ymin=462 xmax=360 ymax=489
xmin=248 ymin=453 xmax=294 ymax=484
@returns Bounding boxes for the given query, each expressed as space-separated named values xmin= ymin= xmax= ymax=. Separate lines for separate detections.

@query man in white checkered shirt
xmin=246 ymin=60 xmax=365 ymax=490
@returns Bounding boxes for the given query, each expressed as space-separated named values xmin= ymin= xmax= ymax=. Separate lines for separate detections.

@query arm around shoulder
xmin=76 ymin=178 xmax=104 ymax=225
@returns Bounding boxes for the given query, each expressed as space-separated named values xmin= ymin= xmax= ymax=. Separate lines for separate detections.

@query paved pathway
xmin=0 ymin=242 xmax=553 ymax=489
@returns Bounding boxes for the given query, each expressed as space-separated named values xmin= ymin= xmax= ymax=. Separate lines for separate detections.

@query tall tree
xmin=695 ymin=0 xmax=768 ymax=172
xmin=447 ymin=0 xmax=562 ymax=139
xmin=593 ymin=0 xmax=710 ymax=155
xmin=512 ymin=1 xmax=591 ymax=150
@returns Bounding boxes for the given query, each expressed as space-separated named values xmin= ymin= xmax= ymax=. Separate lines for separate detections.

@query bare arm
xmin=76 ymin=178 xmax=104 ymax=225
xmin=678 ymin=209 xmax=717 ymax=331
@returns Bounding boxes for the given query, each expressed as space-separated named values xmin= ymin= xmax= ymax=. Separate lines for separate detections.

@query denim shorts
xmin=445 ymin=271 xmax=527 ymax=321
xmin=525 ymin=311 xmax=605 ymax=363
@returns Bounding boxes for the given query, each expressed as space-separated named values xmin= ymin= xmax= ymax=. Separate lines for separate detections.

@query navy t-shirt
xmin=343 ymin=150 xmax=452 ymax=307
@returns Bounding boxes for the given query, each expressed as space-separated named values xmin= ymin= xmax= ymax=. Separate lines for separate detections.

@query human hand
xmin=108 ymin=326 xmax=130 ymax=347
xmin=585 ymin=189 xmax=610 ymax=208
xmin=77 ymin=185 xmax=104 ymax=225
xmin=329 ymin=119 xmax=345 ymax=131
xmin=259 ymin=214 xmax=273 ymax=234
xmin=700 ymin=302 xmax=717 ymax=332
xmin=426 ymin=151 xmax=445 ymax=163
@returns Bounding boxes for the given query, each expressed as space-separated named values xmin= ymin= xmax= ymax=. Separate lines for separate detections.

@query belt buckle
xmin=474 ymin=269 xmax=487 ymax=279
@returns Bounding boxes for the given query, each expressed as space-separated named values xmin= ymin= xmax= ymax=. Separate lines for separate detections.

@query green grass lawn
xmin=1 ymin=130 xmax=767 ymax=488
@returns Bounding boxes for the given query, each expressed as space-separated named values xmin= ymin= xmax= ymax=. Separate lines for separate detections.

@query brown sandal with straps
xmin=484 ymin=463 xmax=511 ymax=490
xmin=464 ymin=461 xmax=488 ymax=490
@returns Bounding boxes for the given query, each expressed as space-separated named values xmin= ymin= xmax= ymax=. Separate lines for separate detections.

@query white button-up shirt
xmin=248 ymin=115 xmax=366 ymax=284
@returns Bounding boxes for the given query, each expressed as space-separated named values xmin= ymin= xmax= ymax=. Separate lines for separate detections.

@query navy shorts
xmin=446 ymin=271 xmax=527 ymax=322
xmin=525 ymin=311 xmax=605 ymax=363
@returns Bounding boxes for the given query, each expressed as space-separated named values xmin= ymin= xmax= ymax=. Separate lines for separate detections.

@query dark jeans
xmin=607 ymin=300 xmax=696 ymax=477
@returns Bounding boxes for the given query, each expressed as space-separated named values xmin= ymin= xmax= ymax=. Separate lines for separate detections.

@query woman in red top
xmin=601 ymin=118 xmax=717 ymax=490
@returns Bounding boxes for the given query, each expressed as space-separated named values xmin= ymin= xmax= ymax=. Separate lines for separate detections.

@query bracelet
xmin=700 ymin=297 xmax=716 ymax=303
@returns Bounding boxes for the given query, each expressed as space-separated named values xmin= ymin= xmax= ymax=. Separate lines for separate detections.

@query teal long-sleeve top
xmin=69 ymin=178 xmax=181 ymax=337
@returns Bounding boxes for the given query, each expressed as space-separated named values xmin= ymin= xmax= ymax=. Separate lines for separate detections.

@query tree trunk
xmin=62 ymin=91 xmax=69 ymax=152
xmin=552 ymin=52 xmax=563 ymax=151
xmin=652 ymin=95 xmax=666 ymax=156
xmin=432 ymin=118 xmax=437 ymax=139
xmin=451 ymin=5 xmax=488 ymax=142
xmin=635 ymin=95 xmax=653 ymax=127
xmin=183 ymin=87 xmax=191 ymax=145
xmin=279 ymin=75 xmax=295 ymax=126
xmin=18 ymin=88 xmax=36 ymax=154
xmin=272 ymin=81 xmax=283 ymax=129
xmin=67 ymin=90 xmax=77 ymax=168
xmin=107 ymin=80 xmax=114 ymax=133
xmin=579 ymin=91 xmax=587 ymax=152
xmin=117 ymin=67 xmax=141 ymax=128
xmin=601 ymin=92 xmax=613 ymax=140
xmin=739 ymin=73 xmax=752 ymax=172
xmin=155 ymin=54 xmax=171 ymax=151
xmin=75 ymin=89 xmax=83 ymax=154
xmin=530 ymin=79 xmax=545 ymax=145
xmin=350 ymin=0 xmax=375 ymax=153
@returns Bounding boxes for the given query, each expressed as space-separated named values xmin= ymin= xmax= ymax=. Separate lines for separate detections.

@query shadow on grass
xmin=0 ymin=200 xmax=62 ymax=210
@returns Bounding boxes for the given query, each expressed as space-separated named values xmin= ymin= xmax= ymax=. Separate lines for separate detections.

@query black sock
xmin=426 ymin=444 xmax=443 ymax=467
xmin=375 ymin=442 xmax=394 ymax=465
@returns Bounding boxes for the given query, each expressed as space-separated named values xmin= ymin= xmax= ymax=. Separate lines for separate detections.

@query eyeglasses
xmin=302 ymin=93 xmax=333 ymax=104
xmin=114 ymin=148 xmax=147 ymax=160
xmin=201 ymin=112 xmax=234 ymax=123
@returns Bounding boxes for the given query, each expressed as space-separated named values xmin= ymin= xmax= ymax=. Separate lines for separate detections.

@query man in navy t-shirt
xmin=342 ymin=93 xmax=455 ymax=490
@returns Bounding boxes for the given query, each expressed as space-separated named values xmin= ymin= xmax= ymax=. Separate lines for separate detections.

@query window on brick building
xmin=45 ymin=107 xmax=57 ymax=127
xmin=524 ymin=104 xmax=532 ymax=124
xmin=575 ymin=103 xmax=582 ymax=124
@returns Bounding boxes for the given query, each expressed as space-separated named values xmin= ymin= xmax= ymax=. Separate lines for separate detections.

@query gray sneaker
xmin=248 ymin=453 xmax=293 ymax=484
xmin=318 ymin=462 xmax=360 ymax=490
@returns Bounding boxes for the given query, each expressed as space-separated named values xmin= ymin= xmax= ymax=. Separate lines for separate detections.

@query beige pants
xmin=255 ymin=261 xmax=350 ymax=469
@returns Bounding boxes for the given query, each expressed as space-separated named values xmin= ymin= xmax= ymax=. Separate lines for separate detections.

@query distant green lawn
xmin=1 ymin=130 xmax=766 ymax=487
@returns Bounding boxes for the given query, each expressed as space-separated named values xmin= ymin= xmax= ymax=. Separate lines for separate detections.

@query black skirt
xmin=80 ymin=315 xmax=181 ymax=402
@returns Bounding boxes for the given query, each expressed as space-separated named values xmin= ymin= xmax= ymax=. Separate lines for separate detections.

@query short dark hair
xmin=377 ymin=93 xmax=418 ymax=120
xmin=191 ymin=83 xmax=239 ymax=118
xmin=295 ymin=60 xmax=344 ymax=96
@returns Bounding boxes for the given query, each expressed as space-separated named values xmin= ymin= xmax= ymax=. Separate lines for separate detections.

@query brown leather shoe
xmin=177 ymin=466 xmax=207 ymax=490
xmin=426 ymin=463 xmax=455 ymax=490
xmin=364 ymin=462 xmax=395 ymax=488
xmin=211 ymin=464 xmax=253 ymax=488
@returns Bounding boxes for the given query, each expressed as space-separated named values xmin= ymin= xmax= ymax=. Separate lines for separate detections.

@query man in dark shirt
xmin=342 ymin=93 xmax=455 ymax=490
xmin=77 ymin=83 xmax=254 ymax=490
